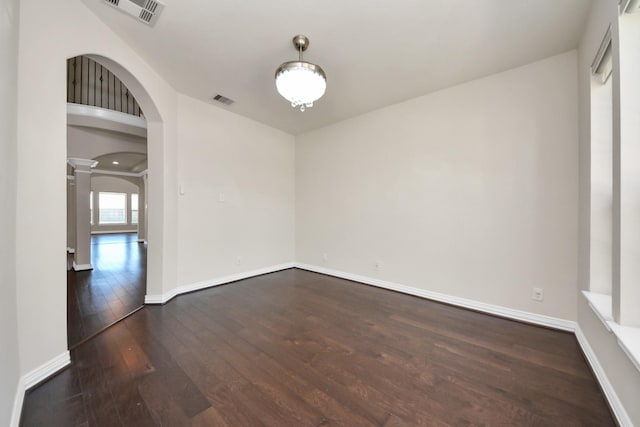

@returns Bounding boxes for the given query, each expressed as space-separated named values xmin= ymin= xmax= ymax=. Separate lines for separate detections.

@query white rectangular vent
xmin=213 ymin=94 xmax=235 ymax=106
xmin=103 ymin=0 xmax=165 ymax=26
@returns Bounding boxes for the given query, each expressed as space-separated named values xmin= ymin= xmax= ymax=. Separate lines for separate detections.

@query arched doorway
xmin=65 ymin=54 xmax=160 ymax=348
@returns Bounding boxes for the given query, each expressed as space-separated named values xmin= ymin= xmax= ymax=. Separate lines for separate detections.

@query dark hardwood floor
xmin=67 ymin=233 xmax=146 ymax=348
xmin=28 ymin=268 xmax=614 ymax=426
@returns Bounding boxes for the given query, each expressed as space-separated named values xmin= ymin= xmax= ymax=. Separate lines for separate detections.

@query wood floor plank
xmin=67 ymin=233 xmax=145 ymax=348
xmin=26 ymin=268 xmax=616 ymax=426
xmin=73 ymin=342 xmax=122 ymax=427
xmin=168 ymin=305 xmax=326 ymax=425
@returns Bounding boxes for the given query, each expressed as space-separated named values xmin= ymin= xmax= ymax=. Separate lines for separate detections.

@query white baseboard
xmin=72 ymin=261 xmax=93 ymax=271
xmin=145 ymin=287 xmax=179 ymax=305
xmin=8 ymin=266 xmax=628 ymax=426
xmin=90 ymin=230 xmax=138 ymax=235
xmin=11 ymin=351 xmax=71 ymax=427
xmin=23 ymin=351 xmax=71 ymax=389
xmin=295 ymin=263 xmax=576 ymax=331
xmin=294 ymin=263 xmax=634 ymax=426
xmin=575 ymin=326 xmax=632 ymax=427
xmin=10 ymin=377 xmax=24 ymax=427
xmin=145 ymin=262 xmax=295 ymax=305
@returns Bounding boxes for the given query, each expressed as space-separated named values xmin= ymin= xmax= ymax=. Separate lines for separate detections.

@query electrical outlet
xmin=322 ymin=253 xmax=328 ymax=262
xmin=236 ymin=256 xmax=241 ymax=265
xmin=374 ymin=261 xmax=380 ymax=271
xmin=218 ymin=192 xmax=226 ymax=202
xmin=532 ymin=288 xmax=544 ymax=302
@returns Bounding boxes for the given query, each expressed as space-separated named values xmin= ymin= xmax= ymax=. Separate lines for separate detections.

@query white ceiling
xmin=80 ymin=0 xmax=592 ymax=135
xmin=94 ymin=152 xmax=147 ymax=173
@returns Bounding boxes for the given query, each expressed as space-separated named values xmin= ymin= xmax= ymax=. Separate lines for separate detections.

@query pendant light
xmin=275 ymin=35 xmax=327 ymax=112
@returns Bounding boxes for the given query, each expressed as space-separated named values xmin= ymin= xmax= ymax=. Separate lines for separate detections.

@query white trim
xmin=293 ymin=264 xmax=636 ymax=425
xmin=22 ymin=351 xmax=71 ymax=389
xmin=583 ymin=291 xmax=614 ymax=332
xmin=15 ymin=264 xmax=625 ymax=425
xmin=294 ymin=263 xmax=576 ymax=331
xmin=582 ymin=292 xmax=640 ymax=372
xmin=72 ymin=261 xmax=93 ymax=271
xmin=67 ymin=157 xmax=99 ymax=169
xmin=591 ymin=25 xmax=612 ymax=72
xmin=10 ymin=377 xmax=25 ymax=427
xmin=575 ymin=326 xmax=633 ymax=427
xmin=10 ymin=351 xmax=71 ymax=427
xmin=145 ymin=263 xmax=295 ymax=304
xmin=620 ymin=0 xmax=631 ymax=13
xmin=145 ymin=287 xmax=179 ymax=305
xmin=91 ymin=229 xmax=138 ymax=235
xmin=92 ymin=169 xmax=146 ymax=178
xmin=67 ymin=103 xmax=147 ymax=129
xmin=620 ymin=0 xmax=640 ymax=14
xmin=609 ymin=323 xmax=640 ymax=372
xmin=293 ymin=264 xmax=640 ymax=424
xmin=66 ymin=247 xmax=75 ymax=254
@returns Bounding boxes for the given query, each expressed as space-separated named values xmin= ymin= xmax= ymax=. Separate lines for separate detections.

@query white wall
xmin=16 ymin=0 xmax=177 ymax=376
xmin=578 ymin=0 xmax=640 ymax=424
xmin=0 ymin=0 xmax=21 ymax=423
xmin=15 ymin=0 xmax=296 ymax=387
xmin=67 ymin=125 xmax=146 ymax=160
xmin=296 ymin=51 xmax=579 ymax=321
xmin=176 ymin=95 xmax=295 ymax=286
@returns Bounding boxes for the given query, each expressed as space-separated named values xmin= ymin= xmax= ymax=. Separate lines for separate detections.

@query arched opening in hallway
xmin=66 ymin=54 xmax=156 ymax=348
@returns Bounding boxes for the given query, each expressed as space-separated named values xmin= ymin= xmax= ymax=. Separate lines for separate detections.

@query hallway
xmin=67 ymin=233 xmax=146 ymax=348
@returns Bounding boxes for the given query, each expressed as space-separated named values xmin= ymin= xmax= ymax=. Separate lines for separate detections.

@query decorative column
xmin=137 ymin=173 xmax=148 ymax=243
xmin=66 ymin=175 xmax=76 ymax=253
xmin=68 ymin=158 xmax=98 ymax=271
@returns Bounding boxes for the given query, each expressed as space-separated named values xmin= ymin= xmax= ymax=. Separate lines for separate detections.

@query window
xmin=616 ymin=4 xmax=640 ymax=328
xmin=584 ymin=10 xmax=640 ymax=370
xmin=90 ymin=191 xmax=93 ymax=225
xmin=589 ymin=29 xmax=613 ymax=296
xmin=131 ymin=193 xmax=138 ymax=225
xmin=98 ymin=192 xmax=127 ymax=224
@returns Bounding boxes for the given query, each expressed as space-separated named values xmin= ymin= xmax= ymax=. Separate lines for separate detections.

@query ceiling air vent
xmin=213 ymin=94 xmax=235 ymax=106
xmin=103 ymin=0 xmax=165 ymax=26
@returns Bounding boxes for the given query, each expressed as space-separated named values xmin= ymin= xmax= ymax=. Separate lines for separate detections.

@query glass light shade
xmin=275 ymin=61 xmax=326 ymax=111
